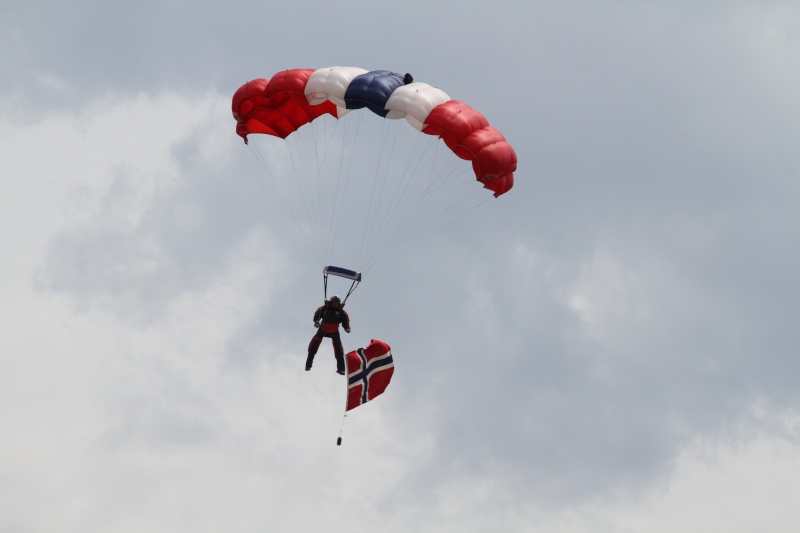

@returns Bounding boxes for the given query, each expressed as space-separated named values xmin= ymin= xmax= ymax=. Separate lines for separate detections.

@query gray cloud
xmin=4 ymin=1 xmax=800 ymax=530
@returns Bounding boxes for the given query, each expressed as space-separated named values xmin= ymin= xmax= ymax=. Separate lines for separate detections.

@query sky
xmin=2 ymin=1 xmax=800 ymax=531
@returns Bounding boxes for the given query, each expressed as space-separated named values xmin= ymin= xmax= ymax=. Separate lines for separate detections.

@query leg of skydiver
xmin=306 ymin=328 xmax=324 ymax=370
xmin=331 ymin=330 xmax=345 ymax=375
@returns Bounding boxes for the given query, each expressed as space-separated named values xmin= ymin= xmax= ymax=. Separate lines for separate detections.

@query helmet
xmin=329 ymin=295 xmax=341 ymax=306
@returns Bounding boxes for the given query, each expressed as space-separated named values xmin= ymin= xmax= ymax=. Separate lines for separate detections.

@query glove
xmin=314 ymin=322 xmax=320 ymax=328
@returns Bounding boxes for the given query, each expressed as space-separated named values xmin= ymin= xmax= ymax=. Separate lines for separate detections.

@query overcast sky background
xmin=3 ymin=1 xmax=800 ymax=531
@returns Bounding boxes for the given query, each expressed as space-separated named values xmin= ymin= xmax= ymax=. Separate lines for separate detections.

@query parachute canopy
xmin=232 ymin=67 xmax=516 ymax=197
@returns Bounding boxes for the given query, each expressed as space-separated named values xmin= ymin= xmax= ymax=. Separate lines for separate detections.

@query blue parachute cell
xmin=343 ymin=70 xmax=406 ymax=117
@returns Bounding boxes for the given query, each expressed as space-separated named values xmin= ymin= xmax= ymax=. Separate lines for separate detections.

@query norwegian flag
xmin=345 ymin=339 xmax=394 ymax=411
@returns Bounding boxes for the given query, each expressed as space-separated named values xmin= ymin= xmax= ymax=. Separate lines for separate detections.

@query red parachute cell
xmin=422 ymin=100 xmax=516 ymax=197
xmin=232 ymin=69 xmax=338 ymax=142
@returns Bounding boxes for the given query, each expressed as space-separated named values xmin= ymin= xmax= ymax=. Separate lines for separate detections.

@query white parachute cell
xmin=384 ymin=83 xmax=451 ymax=130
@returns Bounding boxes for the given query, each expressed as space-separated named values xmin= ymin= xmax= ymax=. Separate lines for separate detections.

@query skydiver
xmin=306 ymin=295 xmax=351 ymax=375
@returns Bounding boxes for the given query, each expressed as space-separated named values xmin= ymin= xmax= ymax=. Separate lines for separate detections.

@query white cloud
xmin=607 ymin=411 xmax=800 ymax=532
xmin=737 ymin=4 xmax=800 ymax=104
xmin=454 ymin=410 xmax=800 ymax=533
xmin=0 ymin=90 xmax=445 ymax=532
xmin=567 ymin=250 xmax=656 ymax=352
xmin=4 ymin=2 xmax=800 ymax=530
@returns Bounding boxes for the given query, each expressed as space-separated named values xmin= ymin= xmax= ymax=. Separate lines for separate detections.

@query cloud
xmin=4 ymin=1 xmax=800 ymax=530
xmin=598 ymin=408 xmax=800 ymax=533
xmin=28 ymin=91 xmax=270 ymax=323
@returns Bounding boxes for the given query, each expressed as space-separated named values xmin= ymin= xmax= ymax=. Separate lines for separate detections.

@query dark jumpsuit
xmin=306 ymin=304 xmax=350 ymax=372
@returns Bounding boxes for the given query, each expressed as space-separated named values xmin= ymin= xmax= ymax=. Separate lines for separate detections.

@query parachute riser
xmin=322 ymin=265 xmax=362 ymax=307
xmin=324 ymin=273 xmax=359 ymax=306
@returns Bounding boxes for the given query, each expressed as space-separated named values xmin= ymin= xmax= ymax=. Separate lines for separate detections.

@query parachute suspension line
xmin=335 ymin=114 xmax=363 ymax=260
xmin=363 ymin=120 xmax=428 ymax=267
xmin=252 ymin=108 xmax=496 ymax=277
xmin=361 ymin=127 xmax=442 ymax=269
xmin=306 ymin=118 xmax=331 ymax=265
xmin=372 ymin=120 xmax=410 ymax=262
xmin=360 ymin=135 xmax=471 ymax=272
xmin=362 ymin=141 xmax=490 ymax=273
xmin=315 ymin=117 xmax=341 ymax=264
xmin=248 ymin=143 xmax=324 ymax=267
xmin=358 ymin=128 xmax=418 ymax=268
xmin=358 ymin=117 xmax=402 ymax=269
xmin=310 ymin=120 xmax=338 ymax=263
xmin=359 ymin=117 xmax=421 ymax=269
xmin=399 ymin=147 xmax=488 ymax=237
xmin=427 ymin=142 xmax=469 ymax=192
xmin=357 ymin=119 xmax=388 ymax=269
xmin=305 ymin=119 xmax=326 ymax=260
xmin=366 ymin=191 xmax=493 ymax=274
xmin=286 ymin=136 xmax=326 ymax=266
xmin=286 ymin=117 xmax=345 ymax=268
xmin=324 ymin=112 xmax=361 ymax=267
